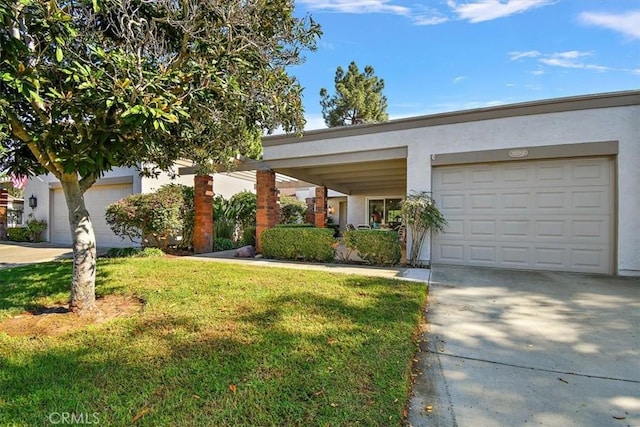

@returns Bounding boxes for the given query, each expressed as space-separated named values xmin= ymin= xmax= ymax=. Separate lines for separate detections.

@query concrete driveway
xmin=0 ymin=242 xmax=73 ymax=269
xmin=408 ymin=265 xmax=640 ymax=427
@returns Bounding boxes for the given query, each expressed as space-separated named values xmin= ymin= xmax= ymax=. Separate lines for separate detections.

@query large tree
xmin=319 ymin=61 xmax=388 ymax=127
xmin=0 ymin=0 xmax=320 ymax=314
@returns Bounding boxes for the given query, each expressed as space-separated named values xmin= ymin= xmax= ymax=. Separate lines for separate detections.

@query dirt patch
xmin=0 ymin=295 xmax=144 ymax=337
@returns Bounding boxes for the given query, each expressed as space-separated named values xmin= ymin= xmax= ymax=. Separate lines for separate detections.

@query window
xmin=368 ymin=198 xmax=402 ymax=229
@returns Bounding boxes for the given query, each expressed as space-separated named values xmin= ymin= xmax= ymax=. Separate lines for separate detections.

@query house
xmin=244 ymin=90 xmax=639 ymax=276
xmin=23 ymin=163 xmax=257 ymax=247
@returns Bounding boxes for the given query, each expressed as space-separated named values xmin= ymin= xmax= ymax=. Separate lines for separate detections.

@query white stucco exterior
xmin=260 ymin=91 xmax=640 ymax=276
xmin=24 ymin=166 xmax=256 ymax=246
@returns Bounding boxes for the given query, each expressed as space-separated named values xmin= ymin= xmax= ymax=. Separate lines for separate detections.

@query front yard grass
xmin=0 ymin=258 xmax=426 ymax=426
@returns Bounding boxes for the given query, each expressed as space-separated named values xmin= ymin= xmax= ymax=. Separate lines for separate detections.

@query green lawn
xmin=0 ymin=258 xmax=426 ymax=426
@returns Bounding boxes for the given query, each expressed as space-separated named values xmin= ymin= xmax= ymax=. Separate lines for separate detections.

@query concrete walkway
xmin=408 ymin=265 xmax=640 ymax=427
xmin=0 ymin=242 xmax=74 ymax=269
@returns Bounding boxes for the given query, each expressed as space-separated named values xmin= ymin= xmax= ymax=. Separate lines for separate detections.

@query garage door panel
xmin=433 ymin=157 xmax=613 ymax=274
xmin=52 ymin=184 xmax=133 ymax=248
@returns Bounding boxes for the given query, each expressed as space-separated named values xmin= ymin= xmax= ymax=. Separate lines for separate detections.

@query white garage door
xmin=52 ymin=184 xmax=133 ymax=247
xmin=432 ymin=157 xmax=613 ymax=274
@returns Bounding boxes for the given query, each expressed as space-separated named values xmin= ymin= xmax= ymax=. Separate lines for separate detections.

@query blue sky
xmin=290 ymin=0 xmax=640 ymax=130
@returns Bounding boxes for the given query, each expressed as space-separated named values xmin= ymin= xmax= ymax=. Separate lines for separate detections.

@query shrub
xmin=279 ymin=195 xmax=307 ymax=224
xmin=214 ymin=219 xmax=236 ymax=240
xmin=400 ymin=191 xmax=447 ymax=267
xmin=239 ymin=226 xmax=256 ymax=247
xmin=177 ymin=185 xmax=194 ymax=250
xmin=214 ymin=237 xmax=234 ymax=252
xmin=261 ymin=227 xmax=335 ymax=262
xmin=230 ymin=191 xmax=257 ymax=229
xmin=275 ymin=223 xmax=314 ymax=228
xmin=105 ymin=185 xmax=188 ymax=250
xmin=18 ymin=215 xmax=47 ymax=242
xmin=343 ymin=230 xmax=402 ymax=266
xmin=7 ymin=227 xmax=28 ymax=242
xmin=105 ymin=247 xmax=165 ymax=258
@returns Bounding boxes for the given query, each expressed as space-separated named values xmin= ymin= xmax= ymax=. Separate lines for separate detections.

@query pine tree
xmin=320 ymin=61 xmax=388 ymax=127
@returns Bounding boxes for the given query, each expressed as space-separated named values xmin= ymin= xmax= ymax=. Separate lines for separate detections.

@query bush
xmin=343 ymin=230 xmax=402 ymax=266
xmin=11 ymin=215 xmax=48 ymax=243
xmin=275 ymin=223 xmax=314 ymax=228
xmin=401 ymin=191 xmax=446 ymax=267
xmin=105 ymin=247 xmax=165 ymax=258
xmin=261 ymin=227 xmax=335 ymax=262
xmin=105 ymin=185 xmax=188 ymax=250
xmin=177 ymin=185 xmax=194 ymax=250
xmin=239 ymin=226 xmax=256 ymax=247
xmin=214 ymin=219 xmax=236 ymax=240
xmin=214 ymin=237 xmax=234 ymax=252
xmin=279 ymin=196 xmax=307 ymax=224
xmin=7 ymin=227 xmax=28 ymax=242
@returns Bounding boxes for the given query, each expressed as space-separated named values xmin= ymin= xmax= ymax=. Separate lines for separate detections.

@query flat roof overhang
xmin=243 ymin=147 xmax=407 ymax=195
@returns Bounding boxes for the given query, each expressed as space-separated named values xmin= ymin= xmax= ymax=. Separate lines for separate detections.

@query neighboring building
xmin=24 ymin=163 xmax=257 ymax=248
xmin=248 ymin=90 xmax=639 ymax=276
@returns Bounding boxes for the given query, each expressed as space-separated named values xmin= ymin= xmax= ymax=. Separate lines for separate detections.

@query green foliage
xmin=0 ymin=0 xmax=320 ymax=307
xmin=105 ymin=247 xmax=165 ymax=259
xmin=230 ymin=191 xmax=257 ymax=229
xmin=213 ymin=192 xmax=257 ymax=241
xmin=213 ymin=237 xmax=235 ymax=252
xmin=105 ymin=185 xmax=189 ymax=250
xmin=320 ymin=61 xmax=388 ymax=127
xmin=177 ymin=185 xmax=195 ymax=250
xmin=239 ymin=226 xmax=256 ymax=247
xmin=262 ymin=227 xmax=336 ymax=262
xmin=12 ymin=215 xmax=48 ymax=243
xmin=343 ymin=230 xmax=401 ymax=266
xmin=279 ymin=195 xmax=308 ymax=224
xmin=400 ymin=191 xmax=447 ymax=267
xmin=6 ymin=227 xmax=28 ymax=242
xmin=275 ymin=223 xmax=314 ymax=228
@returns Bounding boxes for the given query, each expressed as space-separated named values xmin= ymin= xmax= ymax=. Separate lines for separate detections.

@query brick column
xmin=256 ymin=169 xmax=279 ymax=253
xmin=193 ymin=175 xmax=214 ymax=254
xmin=0 ymin=189 xmax=8 ymax=240
xmin=314 ymin=186 xmax=327 ymax=228
xmin=305 ymin=197 xmax=315 ymax=224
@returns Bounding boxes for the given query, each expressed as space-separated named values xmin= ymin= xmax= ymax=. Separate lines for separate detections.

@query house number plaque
xmin=508 ymin=149 xmax=529 ymax=158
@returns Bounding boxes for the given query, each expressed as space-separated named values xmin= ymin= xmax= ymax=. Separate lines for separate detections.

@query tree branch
xmin=6 ymin=112 xmax=61 ymax=176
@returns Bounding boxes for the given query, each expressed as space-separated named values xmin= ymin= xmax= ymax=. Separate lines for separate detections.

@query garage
xmin=51 ymin=183 xmax=133 ymax=247
xmin=431 ymin=157 xmax=614 ymax=274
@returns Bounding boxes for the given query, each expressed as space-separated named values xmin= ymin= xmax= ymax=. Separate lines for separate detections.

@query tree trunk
xmin=60 ymin=176 xmax=97 ymax=314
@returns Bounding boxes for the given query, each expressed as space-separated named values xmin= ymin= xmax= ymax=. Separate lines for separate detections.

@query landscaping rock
xmin=234 ymin=245 xmax=255 ymax=258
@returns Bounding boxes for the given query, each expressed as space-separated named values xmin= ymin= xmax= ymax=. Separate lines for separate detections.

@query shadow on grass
xmin=0 ymin=259 xmax=127 ymax=313
xmin=0 ymin=274 xmax=426 ymax=426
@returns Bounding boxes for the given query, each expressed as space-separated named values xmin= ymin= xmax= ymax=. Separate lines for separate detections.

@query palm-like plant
xmin=400 ymin=191 xmax=447 ymax=267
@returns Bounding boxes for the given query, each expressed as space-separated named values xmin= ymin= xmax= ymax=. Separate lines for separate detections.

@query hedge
xmin=261 ymin=227 xmax=336 ymax=263
xmin=7 ymin=227 xmax=29 ymax=242
xmin=343 ymin=229 xmax=402 ymax=266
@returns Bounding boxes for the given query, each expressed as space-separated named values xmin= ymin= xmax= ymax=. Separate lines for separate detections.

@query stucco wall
xmin=24 ymin=167 xmax=256 ymax=244
xmin=263 ymin=103 xmax=640 ymax=275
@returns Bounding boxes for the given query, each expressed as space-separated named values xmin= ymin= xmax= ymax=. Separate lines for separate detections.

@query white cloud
xmin=297 ymin=0 xmax=409 ymax=15
xmin=579 ymin=10 xmax=640 ymax=40
xmin=511 ymin=50 xmax=636 ymax=74
xmin=452 ymin=76 xmax=467 ymax=84
xmin=509 ymin=51 xmax=541 ymax=61
xmin=413 ymin=15 xmax=449 ymax=25
xmin=539 ymin=50 xmax=593 ymax=68
xmin=448 ymin=0 xmax=555 ymax=23
xmin=298 ymin=0 xmax=555 ymax=25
